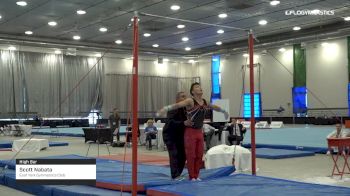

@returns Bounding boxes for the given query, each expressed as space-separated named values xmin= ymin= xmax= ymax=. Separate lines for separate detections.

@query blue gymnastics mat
xmin=0 ymin=154 xmax=234 ymax=192
xmin=0 ymin=141 xmax=12 ymax=148
xmin=242 ymin=143 xmax=328 ymax=154
xmin=147 ymin=174 xmax=350 ymax=196
xmin=242 ymin=125 xmax=332 ymax=153
xmin=255 ymin=148 xmax=315 ymax=159
xmin=0 ymin=141 xmax=69 ymax=148
xmin=0 ymin=169 xmax=143 ymax=196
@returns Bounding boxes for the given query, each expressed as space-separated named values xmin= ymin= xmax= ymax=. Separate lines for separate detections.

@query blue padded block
xmin=256 ymin=148 xmax=314 ymax=159
xmin=242 ymin=143 xmax=328 ymax=154
xmin=0 ymin=141 xmax=12 ymax=148
xmin=48 ymin=142 xmax=69 ymax=147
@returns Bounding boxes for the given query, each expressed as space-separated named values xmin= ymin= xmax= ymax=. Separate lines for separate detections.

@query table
xmin=82 ymin=128 xmax=113 ymax=144
xmin=12 ymin=138 xmax=49 ymax=152
xmin=327 ymin=138 xmax=350 ymax=179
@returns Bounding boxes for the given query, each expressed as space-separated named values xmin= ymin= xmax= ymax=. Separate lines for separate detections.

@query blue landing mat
xmin=0 ymin=141 xmax=12 ymax=148
xmin=32 ymin=132 xmax=84 ymax=137
xmin=95 ymin=159 xmax=234 ymax=191
xmin=147 ymin=174 xmax=350 ymax=196
xmin=0 ymin=169 xmax=143 ymax=196
xmin=0 ymin=154 xmax=234 ymax=192
xmin=48 ymin=142 xmax=69 ymax=147
xmin=256 ymin=148 xmax=315 ymax=159
xmin=0 ymin=141 xmax=69 ymax=148
xmin=242 ymin=143 xmax=328 ymax=154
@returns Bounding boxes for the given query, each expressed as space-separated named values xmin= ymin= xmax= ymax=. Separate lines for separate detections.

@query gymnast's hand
xmin=184 ymin=119 xmax=193 ymax=127
xmin=156 ymin=108 xmax=167 ymax=117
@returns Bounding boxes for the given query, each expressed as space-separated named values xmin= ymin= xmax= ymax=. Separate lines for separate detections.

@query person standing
xmin=109 ymin=108 xmax=120 ymax=141
xmin=163 ymin=92 xmax=188 ymax=179
xmin=159 ymin=83 xmax=229 ymax=181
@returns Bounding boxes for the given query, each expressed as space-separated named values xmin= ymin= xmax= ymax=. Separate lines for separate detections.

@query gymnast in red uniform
xmin=158 ymin=82 xmax=229 ymax=180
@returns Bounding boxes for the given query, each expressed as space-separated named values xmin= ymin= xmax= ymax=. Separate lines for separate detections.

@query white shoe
xmin=191 ymin=178 xmax=196 ymax=181
xmin=196 ymin=178 xmax=202 ymax=181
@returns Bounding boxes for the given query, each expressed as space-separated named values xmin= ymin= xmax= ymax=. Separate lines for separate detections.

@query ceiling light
xmin=218 ymin=13 xmax=227 ymax=18
xmin=217 ymin=29 xmax=224 ymax=34
xmin=177 ymin=24 xmax=185 ymax=29
xmin=170 ymin=5 xmax=180 ymax=11
xmin=54 ymin=50 xmax=62 ymax=54
xmin=77 ymin=10 xmax=86 ymax=15
xmin=270 ymin=0 xmax=280 ymax=6
xmin=143 ymin=33 xmax=151 ymax=37
xmin=279 ymin=48 xmax=286 ymax=52
xmin=293 ymin=26 xmax=301 ymax=31
xmin=99 ymin=27 xmax=108 ymax=32
xmin=163 ymin=58 xmax=169 ymax=62
xmin=16 ymin=1 xmax=27 ymax=6
xmin=73 ymin=35 xmax=81 ymax=40
xmin=216 ymin=41 xmax=222 ymax=45
xmin=131 ymin=18 xmax=140 ymax=22
xmin=259 ymin=20 xmax=267 ymax=25
xmin=8 ymin=46 xmax=16 ymax=50
xmin=182 ymin=37 xmax=189 ymax=42
xmin=115 ymin=40 xmax=122 ymax=44
xmin=243 ymin=53 xmax=249 ymax=57
xmin=188 ymin=60 xmax=195 ymax=63
xmin=95 ymin=53 xmax=102 ymax=57
xmin=25 ymin=31 xmax=33 ymax=35
xmin=344 ymin=17 xmax=350 ymax=21
xmin=0 ymin=15 xmax=2 ymax=19
xmin=321 ymin=42 xmax=329 ymax=47
xmin=152 ymin=44 xmax=159 ymax=48
xmin=185 ymin=47 xmax=191 ymax=51
xmin=48 ymin=21 xmax=57 ymax=26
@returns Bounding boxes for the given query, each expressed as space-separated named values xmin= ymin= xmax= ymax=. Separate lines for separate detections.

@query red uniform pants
xmin=184 ymin=127 xmax=204 ymax=179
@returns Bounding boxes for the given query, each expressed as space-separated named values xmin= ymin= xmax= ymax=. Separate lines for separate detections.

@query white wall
xmin=197 ymin=37 xmax=348 ymax=117
xmin=306 ymin=39 xmax=348 ymax=116
xmin=103 ymin=56 xmax=194 ymax=77
xmin=259 ymin=48 xmax=294 ymax=116
xmin=219 ymin=50 xmax=293 ymax=116
xmin=197 ymin=57 xmax=211 ymax=100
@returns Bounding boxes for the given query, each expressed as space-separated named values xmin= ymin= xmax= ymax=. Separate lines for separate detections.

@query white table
xmin=12 ymin=138 xmax=49 ymax=152
xmin=205 ymin=144 xmax=252 ymax=172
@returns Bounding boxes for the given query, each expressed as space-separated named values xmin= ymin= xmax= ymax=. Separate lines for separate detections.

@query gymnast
xmin=158 ymin=82 xmax=229 ymax=181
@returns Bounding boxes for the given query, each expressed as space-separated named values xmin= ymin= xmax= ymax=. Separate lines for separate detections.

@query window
xmin=243 ymin=93 xmax=261 ymax=118
xmin=211 ymin=55 xmax=221 ymax=103
xmin=292 ymin=86 xmax=307 ymax=115
xmin=88 ymin=109 xmax=100 ymax=125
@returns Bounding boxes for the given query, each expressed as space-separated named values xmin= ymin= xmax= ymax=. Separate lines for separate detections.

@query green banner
xmin=293 ymin=44 xmax=306 ymax=87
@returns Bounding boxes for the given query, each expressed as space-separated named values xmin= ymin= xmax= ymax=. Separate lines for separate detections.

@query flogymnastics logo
xmin=285 ymin=9 xmax=335 ymax=16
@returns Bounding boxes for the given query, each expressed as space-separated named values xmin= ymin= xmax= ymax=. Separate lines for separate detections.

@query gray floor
xmin=1 ymin=135 xmax=350 ymax=195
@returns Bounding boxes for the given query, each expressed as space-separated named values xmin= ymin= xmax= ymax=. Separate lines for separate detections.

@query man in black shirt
xmin=109 ymin=108 xmax=120 ymax=141
xmin=227 ymin=118 xmax=246 ymax=145
xmin=163 ymin=92 xmax=188 ymax=179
